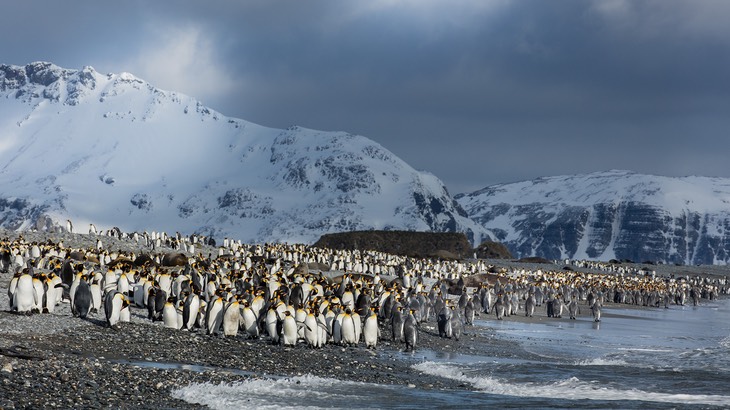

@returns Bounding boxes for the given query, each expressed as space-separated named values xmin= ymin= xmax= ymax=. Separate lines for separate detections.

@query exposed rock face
xmin=314 ymin=231 xmax=473 ymax=259
xmin=456 ymin=170 xmax=730 ymax=265
xmin=474 ymin=241 xmax=513 ymax=260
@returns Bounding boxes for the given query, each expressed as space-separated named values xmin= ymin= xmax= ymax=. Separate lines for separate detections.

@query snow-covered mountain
xmin=0 ymin=62 xmax=490 ymax=245
xmin=456 ymin=170 xmax=730 ymax=265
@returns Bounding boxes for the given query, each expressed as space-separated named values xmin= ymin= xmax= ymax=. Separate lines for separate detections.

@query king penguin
xmin=568 ymin=299 xmax=579 ymax=320
xmin=303 ymin=306 xmax=320 ymax=348
xmin=464 ymin=298 xmax=475 ymax=326
xmin=340 ymin=308 xmax=358 ymax=346
xmin=591 ymin=300 xmax=602 ymax=322
xmin=73 ymin=275 xmax=93 ymax=319
xmin=280 ymin=310 xmax=298 ymax=346
xmin=525 ymin=293 xmax=536 ymax=318
xmin=104 ymin=291 xmax=125 ymax=329
xmin=494 ymin=295 xmax=506 ymax=320
xmin=13 ymin=271 xmax=37 ymax=314
xmin=222 ymin=298 xmax=242 ymax=337
xmin=182 ymin=291 xmax=201 ymax=331
xmin=90 ymin=277 xmax=102 ymax=314
xmin=450 ymin=306 xmax=462 ymax=341
xmin=241 ymin=300 xmax=259 ymax=339
xmin=437 ymin=301 xmax=453 ymax=338
xmin=162 ymin=297 xmax=180 ymax=329
xmin=391 ymin=305 xmax=405 ymax=343
xmin=206 ymin=293 xmax=225 ymax=336
xmin=363 ymin=307 xmax=379 ymax=349
xmin=403 ymin=308 xmax=418 ymax=351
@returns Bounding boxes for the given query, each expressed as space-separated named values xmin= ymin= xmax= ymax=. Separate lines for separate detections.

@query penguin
xmin=417 ymin=292 xmax=430 ymax=322
xmin=73 ymin=276 xmax=93 ymax=319
xmin=120 ymin=298 xmax=131 ymax=323
xmin=182 ymin=291 xmax=201 ymax=331
xmin=157 ymin=273 xmax=173 ymax=299
xmin=433 ymin=295 xmax=445 ymax=320
xmin=31 ymin=274 xmax=44 ymax=314
xmin=380 ymin=292 xmax=395 ymax=321
xmin=90 ymin=279 xmax=102 ymax=314
xmin=59 ymin=260 xmax=75 ymax=299
xmin=403 ymin=308 xmax=418 ymax=352
xmin=89 ymin=223 xmax=97 ymax=235
xmin=117 ymin=272 xmax=130 ymax=299
xmin=315 ymin=310 xmax=328 ymax=348
xmin=554 ymin=295 xmax=565 ymax=318
xmin=591 ymin=300 xmax=602 ymax=322
xmin=303 ymin=307 xmax=320 ymax=348
xmin=45 ymin=273 xmax=62 ymax=313
xmin=295 ymin=304 xmax=307 ymax=341
xmin=391 ymin=305 xmax=405 ymax=343
xmin=153 ymin=287 xmax=167 ymax=321
xmin=464 ymin=298 xmax=475 ymax=326
xmin=340 ymin=308 xmax=358 ymax=346
xmin=196 ymin=299 xmax=208 ymax=329
xmin=437 ymin=302 xmax=453 ymax=338
xmin=363 ymin=307 xmax=379 ymax=349
xmin=147 ymin=287 xmax=159 ymax=320
xmin=450 ymin=306 xmax=462 ymax=341
xmin=525 ymin=293 xmax=536 ymax=318
xmin=103 ymin=269 xmax=118 ymax=295
xmin=7 ymin=271 xmax=20 ymax=310
xmin=13 ymin=271 xmax=37 ymax=314
xmin=568 ymin=299 xmax=579 ymax=320
xmin=333 ymin=308 xmax=344 ymax=345
xmin=162 ymin=297 xmax=180 ymax=329
xmin=324 ymin=305 xmax=337 ymax=344
xmin=66 ymin=219 xmax=74 ymax=234
xmin=546 ymin=293 xmax=555 ymax=318
xmin=494 ymin=295 xmax=506 ymax=320
xmin=104 ymin=291 xmax=125 ymax=329
xmin=205 ymin=294 xmax=225 ymax=335
xmin=241 ymin=300 xmax=259 ymax=339
xmin=266 ymin=302 xmax=282 ymax=343
xmin=341 ymin=286 xmax=355 ymax=311
xmin=355 ymin=288 xmax=371 ymax=317
xmin=351 ymin=308 xmax=362 ymax=343
xmin=280 ymin=310 xmax=298 ymax=346
xmin=133 ymin=280 xmax=147 ymax=308
xmin=222 ymin=299 xmax=242 ymax=336
xmin=69 ymin=270 xmax=84 ymax=311
xmin=457 ymin=289 xmax=468 ymax=311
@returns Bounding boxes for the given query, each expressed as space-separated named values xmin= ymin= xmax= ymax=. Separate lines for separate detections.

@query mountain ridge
xmin=0 ymin=61 xmax=490 ymax=245
xmin=456 ymin=170 xmax=730 ymax=264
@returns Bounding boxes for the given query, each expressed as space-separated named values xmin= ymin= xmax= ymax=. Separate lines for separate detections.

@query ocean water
xmin=172 ymin=298 xmax=730 ymax=409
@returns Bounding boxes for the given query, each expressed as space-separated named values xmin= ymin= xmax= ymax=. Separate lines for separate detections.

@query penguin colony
xmin=4 ymin=226 xmax=729 ymax=350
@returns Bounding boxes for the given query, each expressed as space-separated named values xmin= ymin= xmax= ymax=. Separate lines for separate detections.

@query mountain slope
xmin=0 ymin=62 xmax=490 ymax=244
xmin=456 ymin=170 xmax=730 ymax=265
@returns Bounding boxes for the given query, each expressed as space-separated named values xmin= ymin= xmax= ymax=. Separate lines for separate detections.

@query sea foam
xmin=413 ymin=361 xmax=730 ymax=406
xmin=171 ymin=374 xmax=410 ymax=410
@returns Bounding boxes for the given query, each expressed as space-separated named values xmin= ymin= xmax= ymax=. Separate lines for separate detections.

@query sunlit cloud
xmin=124 ymin=23 xmax=238 ymax=105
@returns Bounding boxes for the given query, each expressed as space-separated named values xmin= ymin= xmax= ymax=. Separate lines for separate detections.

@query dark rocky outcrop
xmin=314 ymin=230 xmax=472 ymax=259
xmin=474 ymin=241 xmax=513 ymax=260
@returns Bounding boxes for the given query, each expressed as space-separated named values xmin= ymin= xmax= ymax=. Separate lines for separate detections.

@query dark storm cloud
xmin=2 ymin=1 xmax=729 ymax=193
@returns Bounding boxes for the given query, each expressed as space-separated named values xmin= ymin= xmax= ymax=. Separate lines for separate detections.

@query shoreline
xmin=1 ymin=229 xmax=728 ymax=408
xmin=1 ymin=292 xmax=719 ymax=409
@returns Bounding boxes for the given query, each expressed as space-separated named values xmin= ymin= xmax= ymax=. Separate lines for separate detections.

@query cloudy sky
xmin=2 ymin=1 xmax=729 ymax=194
